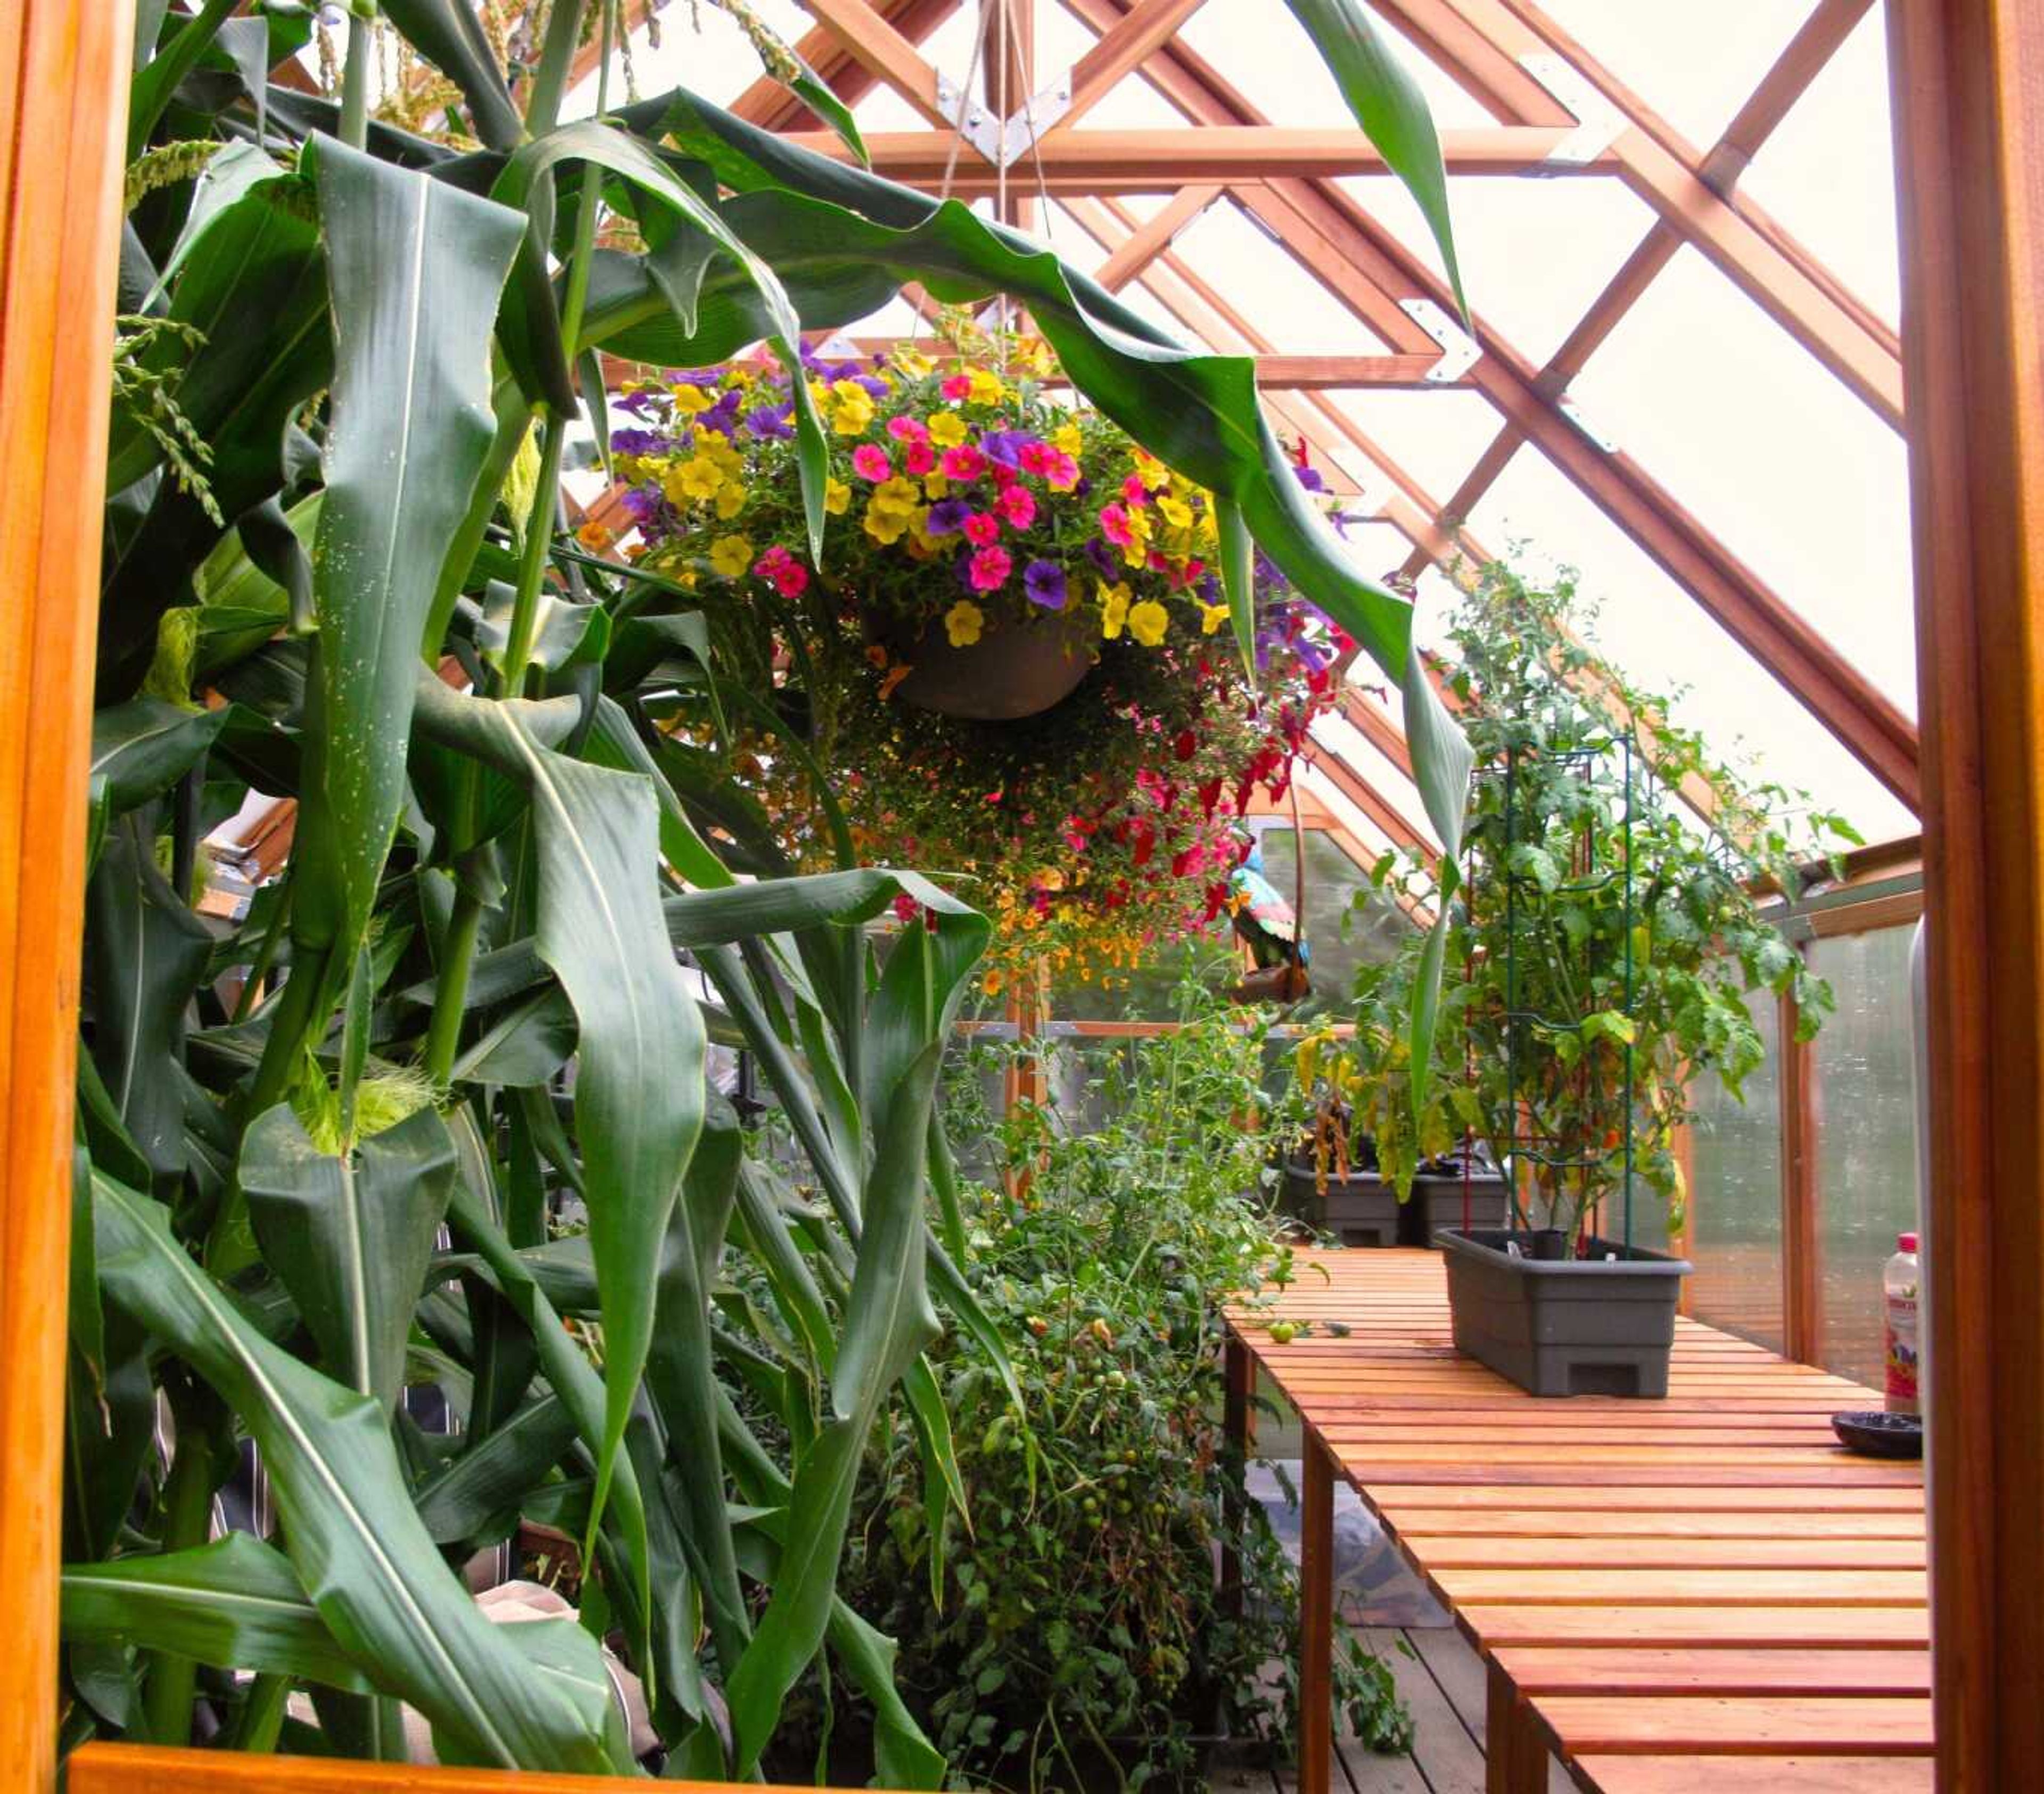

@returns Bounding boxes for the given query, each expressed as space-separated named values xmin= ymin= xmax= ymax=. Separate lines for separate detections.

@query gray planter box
xmin=1279 ymin=1155 xmax=1400 ymax=1246
xmin=1437 ymin=1228 xmax=1693 ymax=1398
xmin=1405 ymin=1170 xmax=1511 ymax=1244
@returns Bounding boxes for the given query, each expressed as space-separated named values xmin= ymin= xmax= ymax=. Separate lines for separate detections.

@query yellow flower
xmin=1197 ymin=507 xmax=1218 ymax=543
xmin=923 ymin=473 xmax=951 ymax=500
xmin=663 ymin=455 xmax=724 ymax=504
xmin=1052 ymin=421 xmax=1083 ymax=457
xmin=825 ymin=477 xmax=852 ymax=515
xmin=928 ymin=411 xmax=968 ymax=448
xmin=967 ymin=367 xmax=1006 ymax=406
xmin=863 ymin=504 xmax=910 ymax=545
xmin=872 ymin=476 xmax=921 ymax=515
xmin=944 ymin=599 xmax=985 ymax=647
xmin=1156 ymin=492 xmax=1193 ymax=531
xmin=670 ymin=383 xmax=715 ymax=414
xmin=708 ymin=535 xmax=753 ymax=578
xmin=1098 ymin=580 xmax=1131 ymax=639
xmin=1200 ymin=600 xmax=1230 ymax=635
xmin=713 ymin=482 xmax=747 ymax=520
xmin=895 ymin=345 xmax=935 ymax=377
xmin=1127 ymin=599 xmax=1169 ymax=647
xmin=1131 ymin=446 xmax=1168 ymax=487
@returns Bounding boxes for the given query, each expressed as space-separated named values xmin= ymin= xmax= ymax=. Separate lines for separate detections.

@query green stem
xmin=339 ymin=10 xmax=375 ymax=151
xmin=245 ymin=942 xmax=332 ymax=1120
xmin=498 ymin=416 xmax=571 ymax=693
xmin=232 ymin=877 xmax=294 ymax=1023
xmin=523 ymin=0 xmax=590 ymax=135
xmin=222 ymin=1673 xmax=290 ymax=1753
xmin=141 ymin=1414 xmax=217 ymax=1743
xmin=423 ymin=887 xmax=487 ymax=1086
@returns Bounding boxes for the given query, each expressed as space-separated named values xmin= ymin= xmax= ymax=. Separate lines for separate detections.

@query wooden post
xmin=1778 ymin=980 xmax=1821 ymax=1366
xmin=0 ymin=0 xmax=137 ymax=1785
xmin=1886 ymin=6 xmax=2044 ymax=1788
xmin=1483 ymin=1659 xmax=1547 ymax=1794
xmin=1298 ymin=1429 xmax=1334 ymax=1794
xmin=1219 ymin=1332 xmax=1252 ymax=1623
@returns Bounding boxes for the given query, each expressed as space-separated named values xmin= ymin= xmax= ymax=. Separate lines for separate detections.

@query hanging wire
xmin=909 ymin=0 xmax=1001 ymax=353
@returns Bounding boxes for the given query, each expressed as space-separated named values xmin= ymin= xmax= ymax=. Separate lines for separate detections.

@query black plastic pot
xmin=1404 ymin=1161 xmax=1511 ymax=1245
xmin=1436 ymin=1228 xmax=1692 ymax=1398
xmin=861 ymin=604 xmax=1091 ymax=720
xmin=1279 ymin=1154 xmax=1400 ymax=1246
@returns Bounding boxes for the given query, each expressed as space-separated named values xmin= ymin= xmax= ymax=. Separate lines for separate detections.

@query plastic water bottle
xmin=1884 ymin=1232 xmax=1921 ymax=1416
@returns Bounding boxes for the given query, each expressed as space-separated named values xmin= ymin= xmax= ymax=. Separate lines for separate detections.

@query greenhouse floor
xmin=1231 ymin=1459 xmax=1572 ymax=1794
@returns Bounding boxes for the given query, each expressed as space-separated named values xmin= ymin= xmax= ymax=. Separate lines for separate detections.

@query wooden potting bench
xmin=1224 ymin=1249 xmax=1933 ymax=1794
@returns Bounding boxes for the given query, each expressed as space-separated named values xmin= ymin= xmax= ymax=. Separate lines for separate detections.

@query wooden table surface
xmin=1224 ymin=1249 xmax=1932 ymax=1794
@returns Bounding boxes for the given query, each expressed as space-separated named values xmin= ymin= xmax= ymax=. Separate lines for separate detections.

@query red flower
xmin=1173 ymin=729 xmax=1198 ymax=762
xmin=904 ymin=440 xmax=936 ymax=476
xmin=942 ymin=375 xmax=972 ymax=400
xmin=890 ymin=892 xmax=920 ymax=922
xmin=963 ymin=512 xmax=1000 ymax=546
xmin=941 ymin=444 xmax=987 ymax=481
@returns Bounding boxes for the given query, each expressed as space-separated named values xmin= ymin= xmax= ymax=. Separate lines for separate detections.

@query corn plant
xmin=67 ymin=0 xmax=1466 ymax=1775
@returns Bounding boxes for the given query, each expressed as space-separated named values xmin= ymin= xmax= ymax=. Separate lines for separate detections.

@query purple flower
xmin=615 ymin=388 xmax=660 ymax=416
xmin=620 ymin=484 xmax=662 ymax=523
xmin=1083 ymin=536 xmax=1117 ymax=579
xmin=744 ymin=401 xmax=795 ymax=441
xmin=853 ymin=373 xmax=889 ymax=400
xmin=926 ymin=498 xmax=972 ymax=538
xmin=611 ymin=427 xmax=670 ymax=457
xmin=699 ymin=390 xmax=744 ymax=436
xmin=1293 ymin=462 xmax=1326 ymax=493
xmin=1023 ymin=559 xmax=1068 ymax=610
xmin=670 ymin=368 xmax=721 ymax=387
xmin=953 ymin=549 xmax=982 ymax=591
xmin=979 ymin=428 xmax=1042 ymax=469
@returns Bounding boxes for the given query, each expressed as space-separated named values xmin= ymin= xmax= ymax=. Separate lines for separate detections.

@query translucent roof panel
xmin=1336 ymin=173 xmax=1658 ymax=369
xmin=1567 ymin=246 xmax=1917 ymax=720
xmin=1171 ymin=202 xmax=1396 ymax=356
xmin=1466 ymin=441 xmax=1917 ymax=845
xmin=1536 ymin=1 xmax=1808 ymax=148
xmin=1740 ymin=4 xmax=1902 ymax=328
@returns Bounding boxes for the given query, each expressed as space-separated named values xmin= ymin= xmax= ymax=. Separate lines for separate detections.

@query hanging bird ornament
xmin=1227 ymin=840 xmax=1312 ymax=1003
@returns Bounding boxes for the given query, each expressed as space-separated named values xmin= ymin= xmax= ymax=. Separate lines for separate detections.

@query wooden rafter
xmin=778 ymin=122 xmax=1607 ymax=187
xmin=730 ymin=0 xmax=959 ymax=129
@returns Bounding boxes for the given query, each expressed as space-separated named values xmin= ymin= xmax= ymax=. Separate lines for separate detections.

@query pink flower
xmin=968 ymin=545 xmax=1012 ymax=591
xmin=941 ymin=444 xmax=987 ymax=481
xmin=996 ymin=485 xmax=1036 ymax=528
xmin=752 ymin=544 xmax=809 ymax=598
xmin=1043 ymin=450 xmax=1080 ymax=489
xmin=1100 ymin=502 xmax=1135 ymax=547
xmin=852 ymin=443 xmax=892 ymax=481
xmin=942 ymin=374 xmax=973 ymax=400
xmin=886 ymin=416 xmax=928 ymax=444
xmin=1123 ymin=473 xmax=1150 ymax=505
xmin=903 ymin=440 xmax=935 ymax=476
xmin=963 ymin=512 xmax=1000 ymax=546
xmin=1019 ymin=442 xmax=1054 ymax=475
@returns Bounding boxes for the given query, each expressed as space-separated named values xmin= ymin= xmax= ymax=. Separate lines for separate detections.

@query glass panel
xmin=1687 ymin=989 xmax=1785 ymax=1352
xmin=1810 ymin=925 xmax=1922 ymax=1390
xmin=1252 ymin=825 xmax=1408 ymax=1012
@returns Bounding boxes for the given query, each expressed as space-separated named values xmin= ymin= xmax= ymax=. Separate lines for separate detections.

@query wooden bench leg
xmin=1221 ymin=1333 xmax=1252 ymax=1623
xmin=1300 ymin=1429 xmax=1334 ymax=1794
xmin=1486 ymin=1659 xmax=1547 ymax=1794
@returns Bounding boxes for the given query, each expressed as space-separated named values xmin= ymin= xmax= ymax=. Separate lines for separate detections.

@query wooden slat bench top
xmin=1225 ymin=1247 xmax=1933 ymax=1793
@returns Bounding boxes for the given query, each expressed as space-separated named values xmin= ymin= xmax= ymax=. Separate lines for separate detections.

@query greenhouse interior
xmin=4 ymin=2 xmax=2040 ymax=1792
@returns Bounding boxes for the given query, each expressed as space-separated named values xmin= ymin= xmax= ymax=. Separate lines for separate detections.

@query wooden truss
xmin=695 ymin=0 xmax=1921 ymax=824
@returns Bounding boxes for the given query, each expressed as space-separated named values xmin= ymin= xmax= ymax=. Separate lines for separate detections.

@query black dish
xmin=1832 ymin=1410 xmax=1924 ymax=1459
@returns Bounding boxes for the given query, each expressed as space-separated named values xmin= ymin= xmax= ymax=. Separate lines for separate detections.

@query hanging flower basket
xmin=858 ymin=599 xmax=1092 ymax=721
xmin=606 ymin=330 xmax=1345 ymax=983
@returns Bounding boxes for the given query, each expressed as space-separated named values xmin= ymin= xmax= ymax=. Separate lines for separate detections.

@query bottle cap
xmin=1898 ymin=1231 xmax=1918 ymax=1253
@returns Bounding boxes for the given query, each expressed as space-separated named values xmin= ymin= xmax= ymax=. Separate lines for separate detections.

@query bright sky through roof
xmin=570 ymin=1 xmax=1917 ymax=846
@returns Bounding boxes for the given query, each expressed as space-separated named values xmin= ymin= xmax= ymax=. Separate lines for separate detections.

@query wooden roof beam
xmin=778 ymin=122 xmax=1606 ymax=186
xmin=1092 ymin=183 xmax=1219 ymax=290
xmin=779 ymin=0 xmax=955 ymax=129
xmin=1059 ymin=0 xmax=1211 ymax=129
xmin=730 ymin=0 xmax=960 ymax=129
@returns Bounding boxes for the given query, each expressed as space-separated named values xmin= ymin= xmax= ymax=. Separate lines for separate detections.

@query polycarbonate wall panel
xmin=1686 ymin=992 xmax=1785 ymax=1352
xmin=1810 ymin=925 xmax=1922 ymax=1391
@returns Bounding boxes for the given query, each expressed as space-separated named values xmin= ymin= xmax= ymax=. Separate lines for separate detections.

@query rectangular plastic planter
xmin=1436 ymin=1228 xmax=1693 ymax=1397
xmin=1279 ymin=1156 xmax=1400 ymax=1246
xmin=1404 ymin=1170 xmax=1511 ymax=1245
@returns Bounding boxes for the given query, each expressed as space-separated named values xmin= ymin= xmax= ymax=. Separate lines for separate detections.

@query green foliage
xmin=1353 ymin=561 xmax=1857 ymax=1237
xmin=69 ymin=0 xmax=1463 ymax=1777
xmin=838 ymin=985 xmax=1411 ymax=1790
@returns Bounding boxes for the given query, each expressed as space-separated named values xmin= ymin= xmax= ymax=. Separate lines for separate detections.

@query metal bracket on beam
xmin=936 ymin=69 xmax=1074 ymax=170
xmin=1516 ymin=52 xmax=1625 ymax=169
xmin=1557 ymin=391 xmax=1619 ymax=454
xmin=1397 ymin=296 xmax=1481 ymax=384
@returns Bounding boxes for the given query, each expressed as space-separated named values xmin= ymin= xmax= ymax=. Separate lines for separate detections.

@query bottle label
xmin=1885 ymin=1294 xmax=1919 ymax=1408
